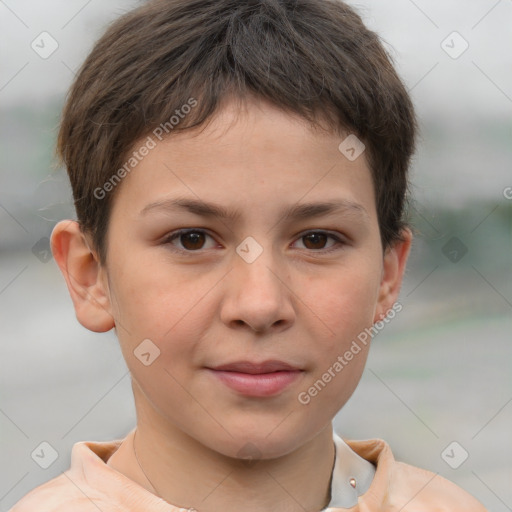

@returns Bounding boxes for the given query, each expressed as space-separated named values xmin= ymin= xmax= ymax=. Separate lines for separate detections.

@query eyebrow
xmin=140 ymin=197 xmax=369 ymax=222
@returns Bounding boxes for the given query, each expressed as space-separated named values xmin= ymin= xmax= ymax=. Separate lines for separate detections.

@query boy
xmin=10 ymin=0 xmax=488 ymax=510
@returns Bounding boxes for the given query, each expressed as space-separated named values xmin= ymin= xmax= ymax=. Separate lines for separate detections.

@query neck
xmin=109 ymin=417 xmax=336 ymax=512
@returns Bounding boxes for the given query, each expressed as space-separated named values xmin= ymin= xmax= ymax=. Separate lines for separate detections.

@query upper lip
xmin=208 ymin=360 xmax=301 ymax=374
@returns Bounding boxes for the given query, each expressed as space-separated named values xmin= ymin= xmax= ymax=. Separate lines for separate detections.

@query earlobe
xmin=50 ymin=220 xmax=115 ymax=333
xmin=374 ymin=228 xmax=413 ymax=323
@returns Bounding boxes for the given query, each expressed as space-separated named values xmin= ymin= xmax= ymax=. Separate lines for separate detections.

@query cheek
xmin=304 ymin=261 xmax=382 ymax=351
xmin=294 ymin=259 xmax=380 ymax=412
xmin=108 ymin=250 xmax=195 ymax=334
xmin=108 ymin=258 xmax=217 ymax=374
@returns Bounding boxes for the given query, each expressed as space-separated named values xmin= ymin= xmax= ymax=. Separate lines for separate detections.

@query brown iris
xmin=179 ymin=231 xmax=206 ymax=250
xmin=301 ymin=232 xmax=329 ymax=250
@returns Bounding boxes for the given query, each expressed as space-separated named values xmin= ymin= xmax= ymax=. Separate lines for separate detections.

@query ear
xmin=50 ymin=220 xmax=115 ymax=332
xmin=373 ymin=228 xmax=413 ymax=323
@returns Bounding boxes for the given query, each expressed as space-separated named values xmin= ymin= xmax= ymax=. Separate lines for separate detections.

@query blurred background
xmin=1 ymin=0 xmax=511 ymax=510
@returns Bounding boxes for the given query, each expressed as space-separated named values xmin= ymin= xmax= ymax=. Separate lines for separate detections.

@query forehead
xmin=110 ymin=97 xmax=377 ymax=224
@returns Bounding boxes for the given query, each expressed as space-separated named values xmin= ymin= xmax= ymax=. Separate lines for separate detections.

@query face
xmin=54 ymin=96 xmax=410 ymax=460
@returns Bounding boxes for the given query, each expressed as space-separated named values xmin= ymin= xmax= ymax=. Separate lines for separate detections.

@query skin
xmin=51 ymin=95 xmax=412 ymax=512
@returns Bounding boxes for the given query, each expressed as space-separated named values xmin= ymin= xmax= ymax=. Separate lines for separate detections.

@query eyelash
xmin=161 ymin=229 xmax=347 ymax=255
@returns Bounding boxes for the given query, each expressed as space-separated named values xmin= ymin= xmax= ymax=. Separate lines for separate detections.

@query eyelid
xmin=162 ymin=228 xmax=218 ymax=252
xmin=292 ymin=230 xmax=347 ymax=252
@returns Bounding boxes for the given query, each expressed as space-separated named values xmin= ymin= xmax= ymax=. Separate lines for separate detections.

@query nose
xmin=220 ymin=243 xmax=295 ymax=334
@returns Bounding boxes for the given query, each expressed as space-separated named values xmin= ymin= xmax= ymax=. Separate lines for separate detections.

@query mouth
xmin=206 ymin=360 xmax=304 ymax=397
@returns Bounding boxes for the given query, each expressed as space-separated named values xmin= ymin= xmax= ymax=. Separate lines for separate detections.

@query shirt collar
xmin=323 ymin=432 xmax=376 ymax=509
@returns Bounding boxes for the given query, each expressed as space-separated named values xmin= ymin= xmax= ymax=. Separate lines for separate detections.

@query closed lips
xmin=206 ymin=361 xmax=304 ymax=397
xmin=208 ymin=360 xmax=302 ymax=374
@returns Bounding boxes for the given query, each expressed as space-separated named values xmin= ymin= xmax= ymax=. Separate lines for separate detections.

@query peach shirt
xmin=10 ymin=429 xmax=487 ymax=511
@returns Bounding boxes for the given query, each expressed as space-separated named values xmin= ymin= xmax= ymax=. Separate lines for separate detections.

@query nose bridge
xmin=235 ymin=234 xmax=285 ymax=298
xmin=222 ymin=235 xmax=294 ymax=332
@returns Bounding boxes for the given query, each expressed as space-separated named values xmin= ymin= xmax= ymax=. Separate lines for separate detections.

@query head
xmin=52 ymin=0 xmax=416 ymax=459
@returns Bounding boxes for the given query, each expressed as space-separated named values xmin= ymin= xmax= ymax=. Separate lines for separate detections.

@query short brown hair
xmin=58 ymin=0 xmax=417 ymax=265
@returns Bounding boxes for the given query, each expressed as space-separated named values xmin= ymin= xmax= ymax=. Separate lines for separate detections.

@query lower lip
xmin=207 ymin=369 xmax=303 ymax=397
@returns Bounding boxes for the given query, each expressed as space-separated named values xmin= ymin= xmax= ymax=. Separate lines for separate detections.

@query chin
xmin=201 ymin=418 xmax=324 ymax=461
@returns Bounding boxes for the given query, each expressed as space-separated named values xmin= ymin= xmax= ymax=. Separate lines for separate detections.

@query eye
xmin=162 ymin=229 xmax=346 ymax=254
xmin=292 ymin=231 xmax=345 ymax=253
xmin=163 ymin=229 xmax=218 ymax=252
